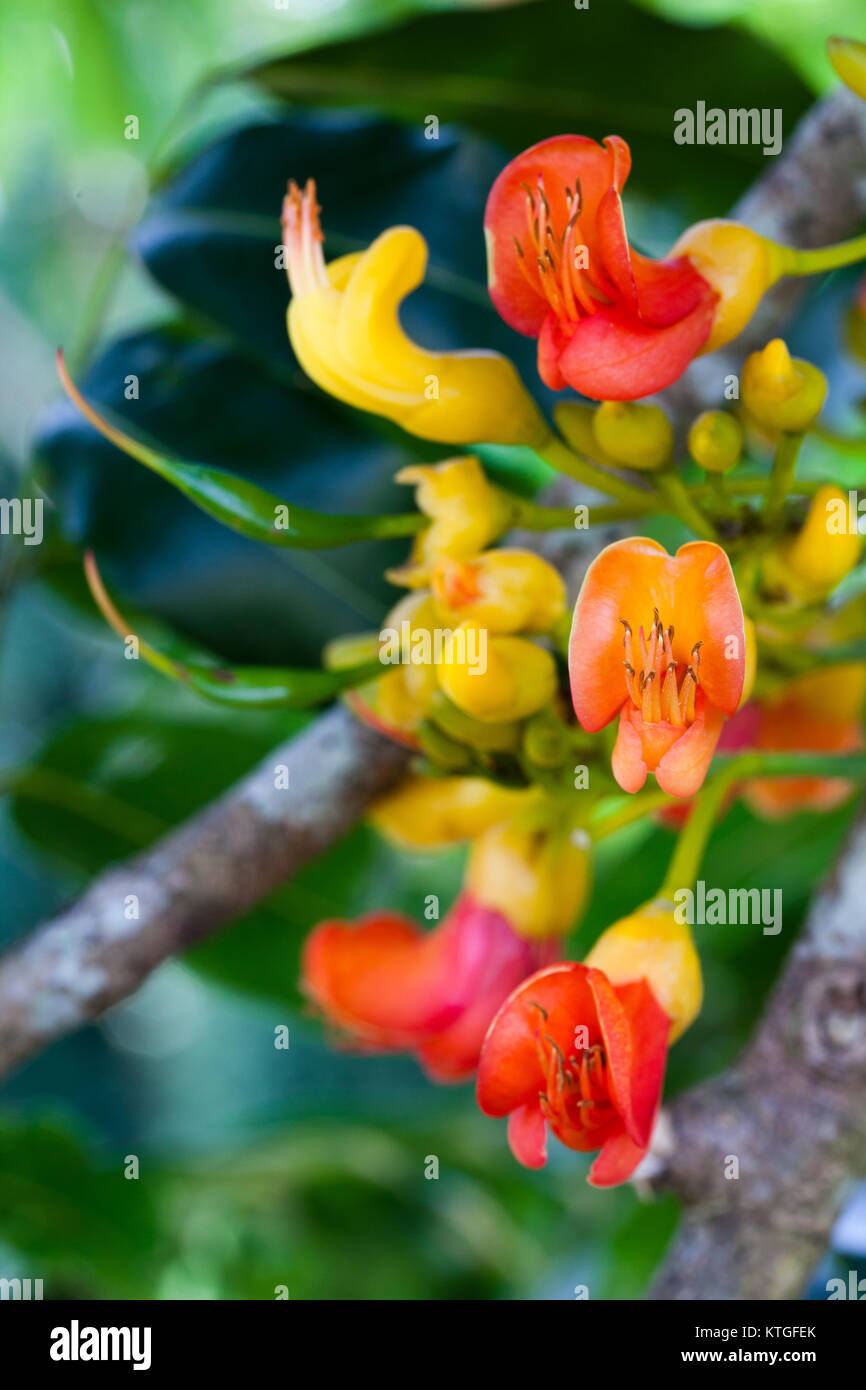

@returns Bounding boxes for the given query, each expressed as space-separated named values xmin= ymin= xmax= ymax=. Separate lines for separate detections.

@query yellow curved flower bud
xmin=466 ymin=802 xmax=592 ymax=939
xmin=740 ymin=616 xmax=758 ymax=708
xmin=828 ymin=36 xmax=866 ymax=101
xmin=386 ymin=456 xmax=512 ymax=588
xmin=431 ymin=549 xmax=566 ymax=635
xmin=283 ymin=180 xmax=548 ymax=448
xmin=687 ymin=410 xmax=743 ymax=474
xmin=584 ymin=899 xmax=702 ymax=1043
xmin=370 ymin=774 xmax=533 ymax=850
xmin=762 ymin=485 xmax=862 ymax=602
xmin=592 ymin=401 xmax=673 ymax=471
xmin=671 ymin=220 xmax=786 ymax=356
xmin=436 ymin=623 xmax=558 ymax=723
xmin=741 ymin=339 xmax=827 ymax=433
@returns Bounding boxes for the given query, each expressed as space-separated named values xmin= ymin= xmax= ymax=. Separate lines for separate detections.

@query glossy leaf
xmin=59 ymin=351 xmax=424 ymax=551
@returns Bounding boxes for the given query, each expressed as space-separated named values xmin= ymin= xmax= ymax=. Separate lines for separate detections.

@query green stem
xmin=365 ymin=512 xmax=427 ymax=539
xmin=780 ymin=233 xmax=866 ymax=278
xmin=506 ymin=494 xmax=655 ymax=530
xmin=589 ymin=789 xmax=675 ymax=840
xmin=660 ymin=749 xmax=866 ymax=896
xmin=764 ymin=431 xmax=804 ymax=526
xmin=537 ymin=435 xmax=653 ymax=509
xmin=654 ymin=468 xmax=719 ymax=540
xmin=660 ymin=762 xmax=743 ymax=897
xmin=706 ymin=472 xmax=736 ymax=516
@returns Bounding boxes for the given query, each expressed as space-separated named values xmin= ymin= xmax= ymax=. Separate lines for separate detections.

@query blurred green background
xmin=1 ymin=0 xmax=865 ymax=1300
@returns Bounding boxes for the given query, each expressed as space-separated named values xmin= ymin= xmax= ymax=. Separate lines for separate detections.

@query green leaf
xmin=0 ymin=1115 xmax=164 ymax=1298
xmin=58 ymin=350 xmax=424 ymax=551
xmin=35 ymin=326 xmax=415 ymax=664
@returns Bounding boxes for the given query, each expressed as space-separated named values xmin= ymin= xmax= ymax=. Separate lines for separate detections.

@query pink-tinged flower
xmin=569 ymin=538 xmax=745 ymax=797
xmin=476 ymin=962 xmax=669 ymax=1186
xmin=484 ymin=135 xmax=717 ymax=400
xmin=302 ymin=893 xmax=555 ymax=1082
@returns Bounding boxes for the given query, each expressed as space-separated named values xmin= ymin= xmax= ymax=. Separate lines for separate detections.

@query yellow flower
xmin=430 ymin=548 xmax=566 ymax=635
xmin=466 ymin=802 xmax=592 ymax=939
xmin=436 ymin=622 xmax=558 ymax=722
xmin=671 ymin=220 xmax=788 ymax=356
xmin=387 ymin=456 xmax=512 ymax=588
xmin=370 ymin=774 xmax=533 ymax=850
xmin=762 ymin=485 xmax=861 ymax=602
xmin=282 ymin=180 xmax=548 ymax=447
xmin=741 ymin=339 xmax=827 ymax=433
xmin=584 ymin=899 xmax=702 ymax=1043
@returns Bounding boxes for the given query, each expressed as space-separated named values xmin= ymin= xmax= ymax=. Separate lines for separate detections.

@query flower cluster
xmin=63 ymin=37 xmax=866 ymax=1188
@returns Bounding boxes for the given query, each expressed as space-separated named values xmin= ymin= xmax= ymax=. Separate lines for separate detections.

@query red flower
xmin=302 ymin=893 xmax=553 ymax=1082
xmin=476 ymin=962 xmax=669 ymax=1186
xmin=484 ymin=135 xmax=717 ymax=400
xmin=569 ymin=538 xmax=745 ymax=797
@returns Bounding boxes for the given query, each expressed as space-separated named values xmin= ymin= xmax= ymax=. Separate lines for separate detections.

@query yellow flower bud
xmin=828 ymin=35 xmax=866 ymax=101
xmin=763 ymin=485 xmax=861 ymax=602
xmin=386 ymin=456 xmax=512 ymax=588
xmin=584 ymin=899 xmax=702 ymax=1043
xmin=370 ymin=774 xmax=533 ymax=850
xmin=553 ymin=401 xmax=621 ymax=468
xmin=283 ymin=183 xmax=548 ymax=448
xmin=687 ymin=410 xmax=743 ymax=474
xmin=671 ymin=220 xmax=786 ymax=356
xmin=427 ymin=690 xmax=522 ymax=752
xmin=380 ymin=591 xmax=440 ymax=707
xmin=592 ymin=401 xmax=673 ymax=471
xmin=431 ymin=548 xmax=566 ymax=635
xmin=466 ymin=802 xmax=592 ymax=939
xmin=436 ymin=623 xmax=558 ymax=722
xmin=741 ymin=339 xmax=827 ymax=433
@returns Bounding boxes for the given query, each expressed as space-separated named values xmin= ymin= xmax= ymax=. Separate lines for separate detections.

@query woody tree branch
xmin=648 ymin=798 xmax=866 ymax=1300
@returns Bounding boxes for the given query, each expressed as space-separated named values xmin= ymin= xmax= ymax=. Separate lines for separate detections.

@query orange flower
xmin=484 ymin=135 xmax=717 ymax=400
xmin=302 ymin=894 xmax=554 ymax=1083
xmin=744 ymin=665 xmax=866 ymax=818
xmin=476 ymin=962 xmax=669 ymax=1185
xmin=569 ymin=538 xmax=745 ymax=797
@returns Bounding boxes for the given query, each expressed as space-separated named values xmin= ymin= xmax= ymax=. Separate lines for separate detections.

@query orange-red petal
xmin=476 ymin=962 xmax=601 ymax=1116
xmin=570 ymin=537 xmax=744 ymax=732
xmin=303 ymin=895 xmax=536 ymax=1066
xmin=554 ymin=294 xmax=715 ymax=401
xmin=484 ymin=134 xmax=629 ymax=336
xmin=507 ymin=1102 xmax=548 ymax=1168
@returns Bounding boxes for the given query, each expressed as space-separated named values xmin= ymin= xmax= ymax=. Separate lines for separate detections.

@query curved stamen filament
xmin=617 ymin=608 xmax=704 ymax=727
xmin=512 ymin=173 xmax=615 ymax=325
